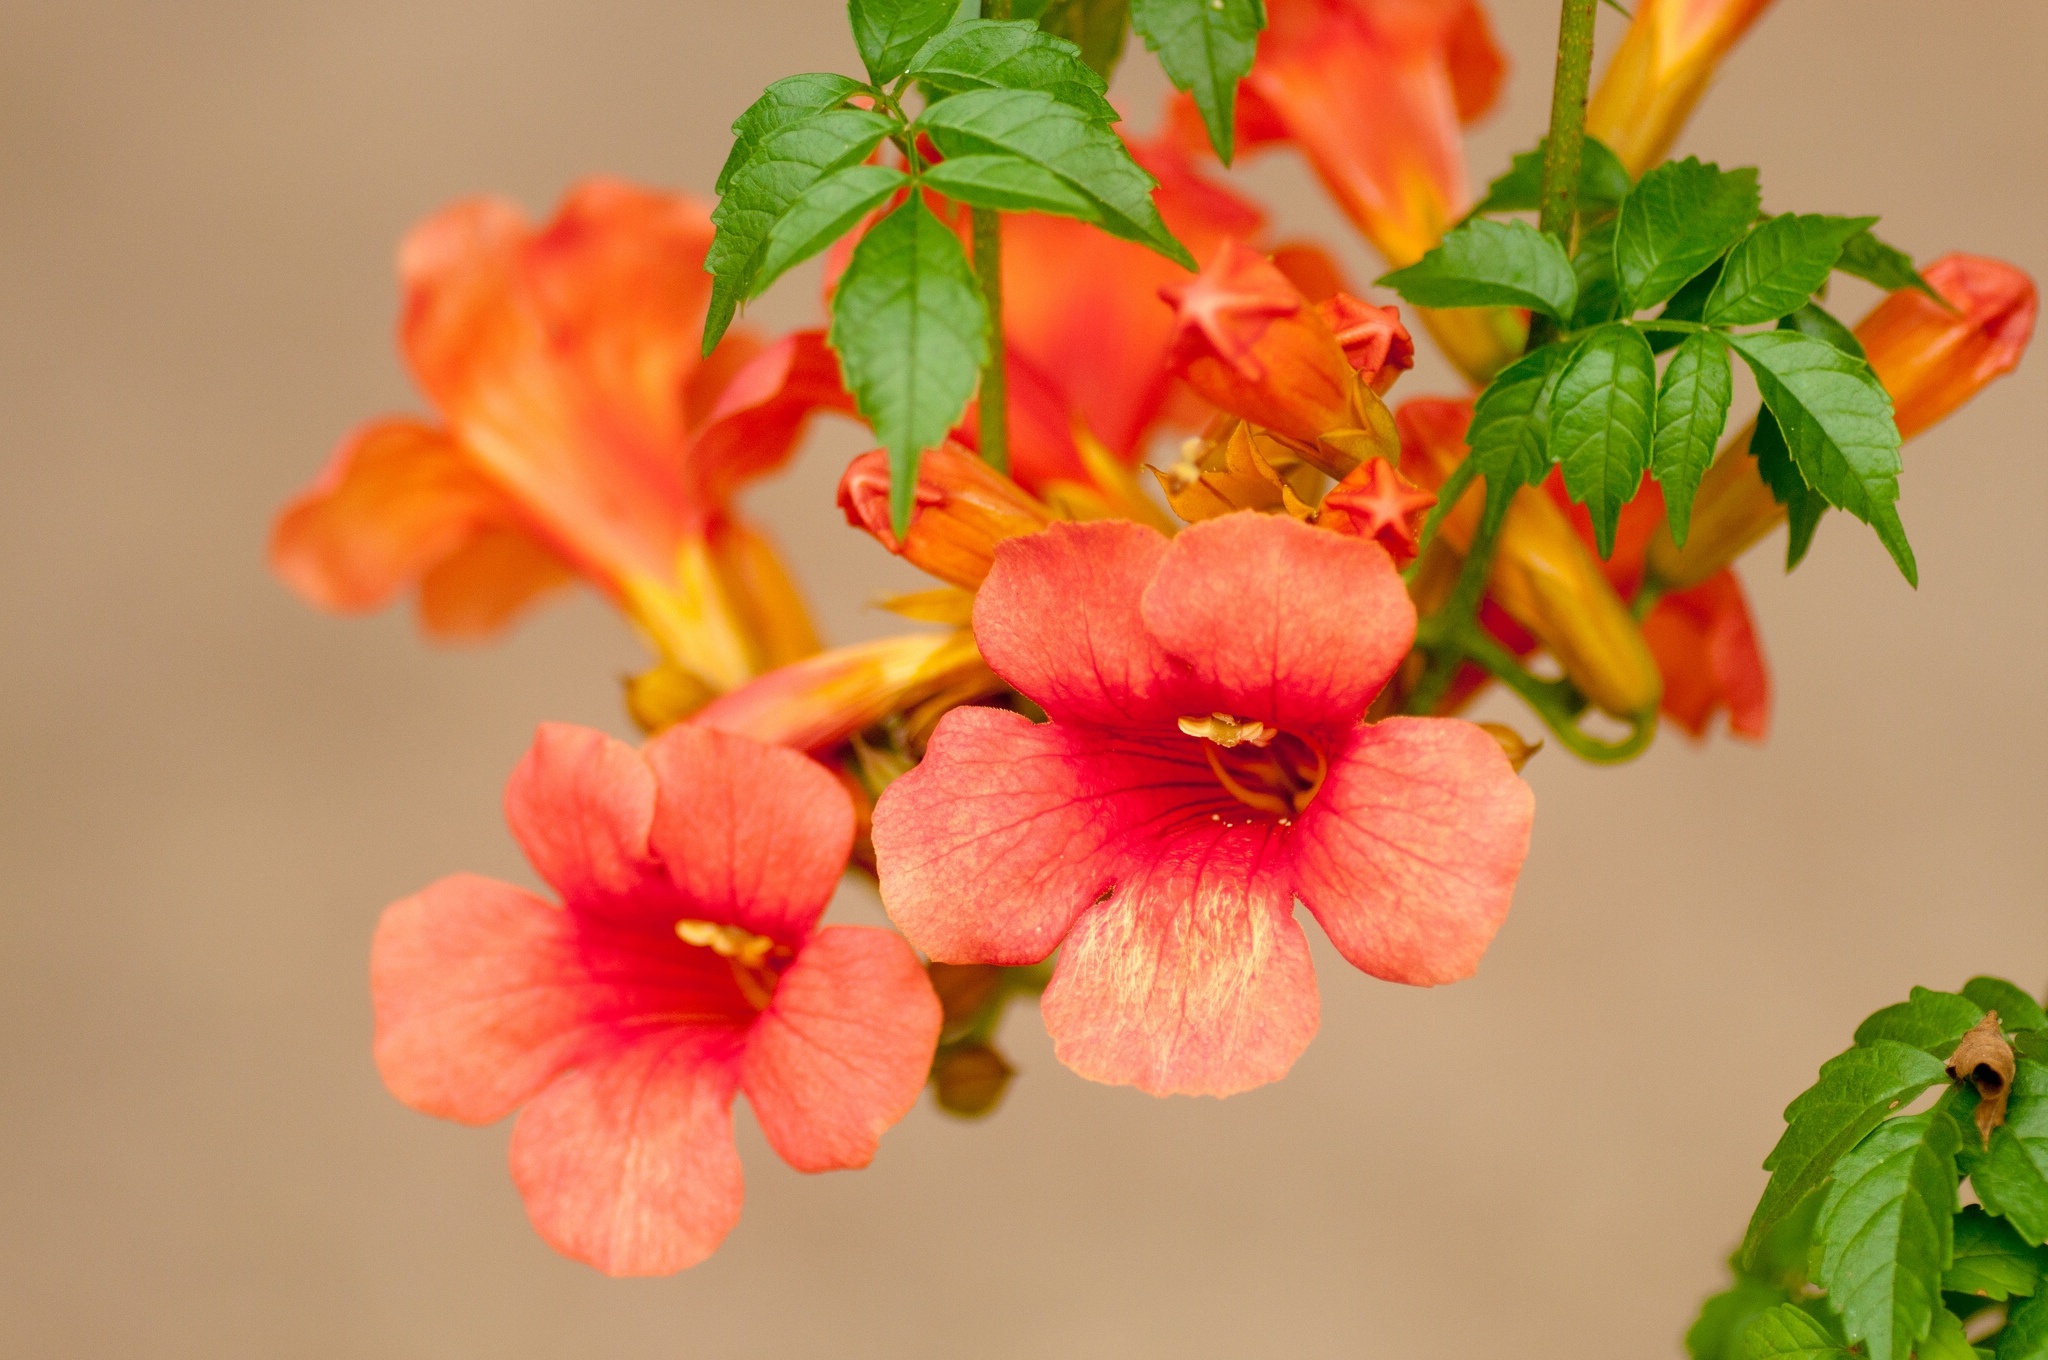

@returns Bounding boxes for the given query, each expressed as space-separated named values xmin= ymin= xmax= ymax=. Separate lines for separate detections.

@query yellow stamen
xmin=675 ymin=919 xmax=790 ymax=1010
xmin=1177 ymin=712 xmax=1276 ymax=748
xmin=1181 ymin=716 xmax=1328 ymax=818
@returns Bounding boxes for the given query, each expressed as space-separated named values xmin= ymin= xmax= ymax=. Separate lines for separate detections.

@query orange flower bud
xmin=1317 ymin=457 xmax=1437 ymax=565
xmin=1646 ymin=253 xmax=2037 ymax=590
xmin=1586 ymin=0 xmax=1777 ymax=176
xmin=1155 ymin=421 xmax=1319 ymax=524
xmin=838 ymin=444 xmax=1058 ymax=591
xmin=689 ymin=631 xmax=998 ymax=755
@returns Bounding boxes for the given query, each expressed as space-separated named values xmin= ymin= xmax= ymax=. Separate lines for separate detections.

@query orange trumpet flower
xmin=1587 ymin=0 xmax=1777 ymax=176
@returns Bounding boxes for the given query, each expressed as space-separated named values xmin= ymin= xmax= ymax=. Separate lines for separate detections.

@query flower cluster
xmin=273 ymin=0 xmax=2033 ymax=1274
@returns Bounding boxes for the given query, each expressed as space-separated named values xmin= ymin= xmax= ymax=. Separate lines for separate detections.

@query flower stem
xmin=971 ymin=205 xmax=1010 ymax=475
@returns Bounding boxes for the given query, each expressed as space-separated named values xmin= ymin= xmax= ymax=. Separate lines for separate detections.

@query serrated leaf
xmin=1014 ymin=0 xmax=1131 ymax=80
xmin=1856 ymin=988 xmax=1987 ymax=1055
xmin=1691 ymin=1278 xmax=1792 ymax=1360
xmin=851 ymin=0 xmax=961 ymax=83
xmin=1948 ymin=1205 xmax=2047 ymax=1302
xmin=916 ymin=88 xmax=1193 ymax=266
xmin=1778 ymin=303 xmax=1868 ymax=361
xmin=2001 ymin=1292 xmax=2048 ymax=1359
xmin=1615 ymin=158 xmax=1761 ymax=311
xmin=828 ymin=196 xmax=988 ymax=535
xmin=922 ymin=152 xmax=1100 ymax=215
xmin=753 ymin=163 xmax=908 ymax=299
xmin=1741 ymin=1303 xmax=1855 ymax=1359
xmin=1551 ymin=323 xmax=1657 ymax=557
xmin=1971 ymin=1062 xmax=2048 ymax=1246
xmin=1467 ymin=342 xmax=1574 ymax=501
xmin=1837 ymin=228 xmax=1942 ymax=302
xmin=1648 ymin=257 xmax=1724 ymax=354
xmin=1727 ymin=329 xmax=1914 ymax=586
xmin=1377 ymin=218 xmax=1578 ymax=319
xmin=1814 ymin=1105 xmax=1964 ymax=1360
xmin=1469 ymin=135 xmax=1633 ymax=218
xmin=1571 ymin=214 xmax=1625 ymax=327
xmin=1705 ymin=214 xmax=1878 ymax=326
xmin=1922 ymin=1307 xmax=1986 ymax=1360
xmin=715 ymin=74 xmax=869 ymax=196
xmin=705 ymin=107 xmax=898 ymax=353
xmin=1749 ymin=407 xmax=1826 ymax=571
xmin=1653 ymin=330 xmax=1733 ymax=547
xmin=1964 ymin=980 xmax=2048 ymax=1034
xmin=1744 ymin=1039 xmax=1951 ymax=1268
xmin=1128 ymin=0 xmax=1265 ymax=164
xmin=907 ymin=19 xmax=1118 ymax=120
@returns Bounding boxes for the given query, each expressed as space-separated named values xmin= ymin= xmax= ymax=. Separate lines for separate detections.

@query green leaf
xmin=1704 ymin=214 xmax=1878 ymax=326
xmin=1921 ymin=1307 xmax=1987 ymax=1360
xmin=1469 ymin=135 xmax=1633 ymax=217
xmin=1691 ymin=1278 xmax=1792 ymax=1360
xmin=1013 ymin=0 xmax=1131 ymax=80
xmin=706 ymin=107 xmax=898 ymax=353
xmin=850 ymin=0 xmax=961 ymax=83
xmin=1648 ymin=257 xmax=1724 ymax=353
xmin=752 ymin=163 xmax=908 ymax=299
xmin=1836 ymin=227 xmax=1943 ymax=302
xmin=1741 ymin=1303 xmax=1855 ymax=1359
xmin=1570 ymin=214 xmax=1625 ymax=328
xmin=1964 ymin=979 xmax=2048 ymax=1034
xmin=1377 ymin=218 xmax=1578 ymax=319
xmin=1128 ymin=0 xmax=1265 ymax=164
xmin=1551 ymin=323 xmax=1657 ymax=557
xmin=1971 ymin=1061 xmax=2048 ymax=1247
xmin=1749 ymin=408 xmax=1826 ymax=571
xmin=922 ymin=152 xmax=1100 ymax=215
xmin=2001 ymin=1292 xmax=2048 ymax=1359
xmin=1652 ymin=330 xmax=1734 ymax=547
xmin=916 ymin=88 xmax=1194 ymax=266
xmin=1615 ymin=158 xmax=1761 ymax=311
xmin=906 ymin=19 xmax=1118 ymax=120
xmin=1948 ymin=1206 xmax=2047 ymax=1302
xmin=1778 ymin=303 xmax=1868 ymax=361
xmin=1727 ymin=329 xmax=1915 ymax=586
xmin=1467 ymin=342 xmax=1574 ymax=508
xmin=828 ymin=196 xmax=988 ymax=536
xmin=1856 ymin=988 xmax=1987 ymax=1056
xmin=1743 ymin=1039 xmax=1952 ymax=1268
xmin=1814 ymin=1105 xmax=1964 ymax=1360
xmin=715 ymin=74 xmax=869 ymax=197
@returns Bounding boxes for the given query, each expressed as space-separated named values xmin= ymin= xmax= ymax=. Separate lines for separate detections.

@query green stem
xmin=1528 ymin=0 xmax=1600 ymax=349
xmin=1454 ymin=623 xmax=1658 ymax=763
xmin=970 ymin=206 xmax=1010 ymax=474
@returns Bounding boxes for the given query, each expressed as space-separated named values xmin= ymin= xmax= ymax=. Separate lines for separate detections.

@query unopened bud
xmin=1321 ymin=293 xmax=1415 ymax=394
xmin=1475 ymin=722 xmax=1541 ymax=773
xmin=928 ymin=962 xmax=1005 ymax=1036
xmin=931 ymin=1042 xmax=1015 ymax=1119
xmin=1317 ymin=457 xmax=1437 ymax=564
xmin=623 ymin=659 xmax=719 ymax=735
xmin=838 ymin=444 xmax=1058 ymax=590
xmin=691 ymin=631 xmax=997 ymax=754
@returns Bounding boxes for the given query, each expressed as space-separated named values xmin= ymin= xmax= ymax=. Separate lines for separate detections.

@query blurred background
xmin=2 ymin=1 xmax=2044 ymax=1355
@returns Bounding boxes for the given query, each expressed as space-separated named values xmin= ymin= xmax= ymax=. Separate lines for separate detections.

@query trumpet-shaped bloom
xmin=271 ymin=179 xmax=851 ymax=689
xmin=873 ymin=514 xmax=1533 ymax=1097
xmin=372 ymin=722 xmax=941 ymax=1275
xmin=1587 ymin=0 xmax=1777 ymax=176
xmin=838 ymin=443 xmax=1058 ymax=590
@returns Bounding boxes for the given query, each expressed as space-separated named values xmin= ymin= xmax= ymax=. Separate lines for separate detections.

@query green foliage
xmin=1691 ymin=1279 xmax=1795 ymax=1360
xmin=1550 ymin=323 xmax=1657 ymax=556
xmin=920 ymin=153 xmax=1098 ymax=214
xmin=1813 ymin=1104 xmax=1962 ymax=1360
xmin=1128 ymin=0 xmax=1265 ymax=164
xmin=1855 ymin=987 xmax=1987 ymax=1055
xmin=829 ymin=196 xmax=987 ymax=534
xmin=1964 ymin=979 xmax=2048 ymax=1033
xmin=1570 ymin=214 xmax=1625 ymax=328
xmin=1778 ymin=302 xmax=1867 ymax=361
xmin=1969 ymin=1062 xmax=2048 ymax=1247
xmin=1613 ymin=158 xmax=1760 ymax=312
xmin=1013 ymin=0 xmax=1131 ymax=79
xmin=1652 ymin=330 xmax=1733 ymax=547
xmin=2001 ymin=1293 xmax=2048 ymax=1359
xmin=1750 ymin=409 xmax=1825 ymax=570
xmin=907 ymin=19 xmax=1117 ymax=119
xmin=1948 ymin=1206 xmax=2047 ymax=1302
xmin=1378 ymin=218 xmax=1579 ymax=319
xmin=1836 ymin=227 xmax=1942 ymax=302
xmin=1464 ymin=344 xmax=1572 ymax=523
xmin=714 ymin=74 xmax=868 ymax=195
xmin=1704 ymin=215 xmax=1878 ymax=327
xmin=917 ymin=89 xmax=1194 ymax=264
xmin=752 ymin=163 xmax=908 ymax=298
xmin=1918 ymin=1306 xmax=1986 ymax=1360
xmin=1468 ymin=134 xmax=1633 ymax=217
xmin=1739 ymin=1304 xmax=1854 ymax=1359
xmin=850 ymin=0 xmax=962 ymax=83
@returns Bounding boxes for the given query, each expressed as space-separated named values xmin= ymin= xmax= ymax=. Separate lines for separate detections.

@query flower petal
xmin=416 ymin=522 xmax=576 ymax=638
xmin=269 ymin=419 xmax=510 ymax=614
xmin=1141 ymin=513 xmax=1414 ymax=738
xmin=1039 ymin=822 xmax=1319 ymax=1097
xmin=687 ymin=330 xmax=853 ymax=504
xmin=508 ymin=1030 xmax=745 ymax=1276
xmin=504 ymin=723 xmax=664 ymax=914
xmin=876 ymin=707 xmax=1216 ymax=964
xmin=644 ymin=724 xmax=854 ymax=946
xmin=973 ymin=519 xmax=1187 ymax=728
xmin=741 ymin=925 xmax=942 ymax=1173
xmin=1289 ymin=717 xmax=1533 ymax=986
xmin=1643 ymin=569 xmax=1771 ymax=741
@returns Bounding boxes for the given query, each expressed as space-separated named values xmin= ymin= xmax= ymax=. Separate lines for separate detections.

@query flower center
xmin=675 ymin=918 xmax=790 ymax=1011
xmin=1178 ymin=712 xmax=1327 ymax=820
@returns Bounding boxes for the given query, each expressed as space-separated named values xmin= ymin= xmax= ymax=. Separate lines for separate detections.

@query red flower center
xmin=1178 ymin=712 xmax=1328 ymax=822
xmin=675 ymin=918 xmax=790 ymax=1011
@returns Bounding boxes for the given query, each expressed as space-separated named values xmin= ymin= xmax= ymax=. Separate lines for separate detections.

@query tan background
xmin=2 ymin=1 xmax=2044 ymax=1354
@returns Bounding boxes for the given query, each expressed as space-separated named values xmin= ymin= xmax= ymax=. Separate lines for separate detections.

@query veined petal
xmin=691 ymin=631 xmax=994 ymax=754
xmin=1642 ymin=569 xmax=1770 ymax=741
xmin=1289 ymin=716 xmax=1532 ymax=986
xmin=508 ymin=1029 xmax=745 ymax=1276
xmin=1040 ymin=821 xmax=1319 ymax=1097
xmin=644 ymin=725 xmax=854 ymax=947
xmin=741 ymin=925 xmax=942 ymax=1173
xmin=688 ymin=330 xmax=854 ymax=505
xmin=416 ymin=522 xmax=576 ymax=638
xmin=1141 ymin=513 xmax=1415 ymax=738
xmin=504 ymin=723 xmax=664 ymax=916
xmin=973 ymin=520 xmax=1187 ymax=727
xmin=269 ymin=418 xmax=513 ymax=614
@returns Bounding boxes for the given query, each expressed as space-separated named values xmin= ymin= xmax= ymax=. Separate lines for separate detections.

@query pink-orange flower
xmin=372 ymin=722 xmax=940 ymax=1275
xmin=872 ymin=514 xmax=1533 ymax=1097
xmin=271 ymin=179 xmax=851 ymax=690
xmin=1586 ymin=0 xmax=1777 ymax=176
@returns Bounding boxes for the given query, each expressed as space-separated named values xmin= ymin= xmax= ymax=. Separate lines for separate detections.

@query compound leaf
xmin=1705 ymin=214 xmax=1877 ymax=326
xmin=1128 ymin=0 xmax=1265 ymax=163
xmin=1378 ymin=218 xmax=1578 ymax=319
xmin=851 ymin=0 xmax=962 ymax=83
xmin=1652 ymin=329 xmax=1734 ymax=547
xmin=1813 ymin=1105 xmax=1963 ymax=1360
xmin=1615 ymin=158 xmax=1760 ymax=311
xmin=1551 ymin=323 xmax=1657 ymax=557
xmin=907 ymin=18 xmax=1118 ymax=120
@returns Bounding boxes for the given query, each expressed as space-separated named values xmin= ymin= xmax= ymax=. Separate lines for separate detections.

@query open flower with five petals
xmin=872 ymin=514 xmax=1533 ymax=1098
